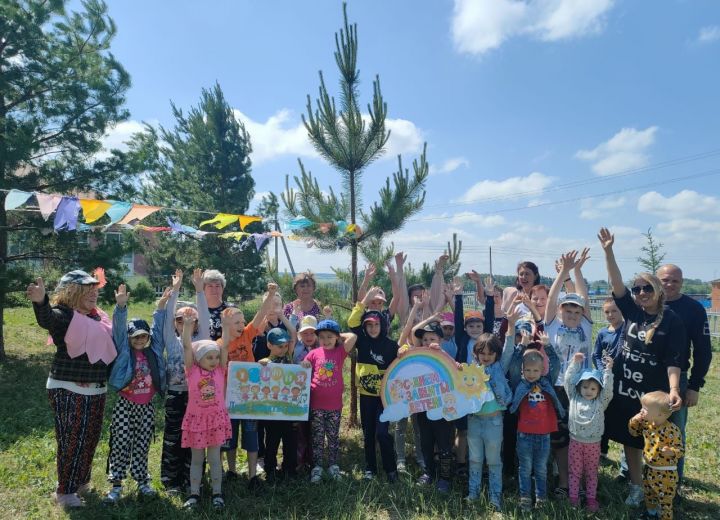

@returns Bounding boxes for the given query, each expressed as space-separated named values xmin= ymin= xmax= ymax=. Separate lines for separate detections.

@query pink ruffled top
xmin=64 ymin=309 xmax=117 ymax=365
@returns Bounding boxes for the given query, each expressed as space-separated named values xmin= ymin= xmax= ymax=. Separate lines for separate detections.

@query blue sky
xmin=97 ymin=0 xmax=720 ymax=281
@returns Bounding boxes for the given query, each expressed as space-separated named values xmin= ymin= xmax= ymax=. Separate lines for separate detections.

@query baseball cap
xmin=316 ymin=319 xmax=341 ymax=335
xmin=514 ymin=319 xmax=533 ymax=335
xmin=370 ymin=289 xmax=387 ymax=303
xmin=267 ymin=328 xmax=291 ymax=345
xmin=57 ymin=270 xmax=99 ymax=289
xmin=414 ymin=322 xmax=444 ymax=339
xmin=440 ymin=312 xmax=454 ymax=327
xmin=127 ymin=319 xmax=151 ymax=338
xmin=464 ymin=310 xmax=483 ymax=324
xmin=559 ymin=293 xmax=585 ymax=308
xmin=298 ymin=315 xmax=318 ymax=333
xmin=362 ymin=310 xmax=383 ymax=324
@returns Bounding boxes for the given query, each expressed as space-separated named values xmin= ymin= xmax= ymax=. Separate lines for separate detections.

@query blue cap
xmin=267 ymin=327 xmax=291 ymax=345
xmin=57 ymin=270 xmax=99 ymax=289
xmin=577 ymin=369 xmax=604 ymax=388
xmin=316 ymin=319 xmax=340 ymax=335
xmin=514 ymin=319 xmax=533 ymax=335
xmin=127 ymin=318 xmax=151 ymax=338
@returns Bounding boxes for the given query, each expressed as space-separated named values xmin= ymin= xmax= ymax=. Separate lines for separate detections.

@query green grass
xmin=1 ymin=304 xmax=718 ymax=519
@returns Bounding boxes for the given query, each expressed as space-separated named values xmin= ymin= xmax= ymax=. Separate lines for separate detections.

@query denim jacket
xmin=500 ymin=336 xmax=560 ymax=391
xmin=109 ymin=305 xmax=167 ymax=395
xmin=483 ymin=361 xmax=513 ymax=408
xmin=509 ymin=376 xmax=565 ymax=419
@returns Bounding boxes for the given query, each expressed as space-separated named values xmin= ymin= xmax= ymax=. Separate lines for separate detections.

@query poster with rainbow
xmin=379 ymin=349 xmax=494 ymax=422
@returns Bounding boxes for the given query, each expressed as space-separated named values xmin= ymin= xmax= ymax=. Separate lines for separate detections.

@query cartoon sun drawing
xmin=454 ymin=363 xmax=489 ymax=398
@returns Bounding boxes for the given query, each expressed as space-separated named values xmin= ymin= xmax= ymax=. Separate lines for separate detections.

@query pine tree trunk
xmin=0 ymin=211 xmax=7 ymax=362
xmin=348 ymin=170 xmax=359 ymax=427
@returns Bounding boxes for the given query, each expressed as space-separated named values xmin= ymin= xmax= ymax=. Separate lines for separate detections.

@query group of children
xmin=100 ymin=253 xmax=684 ymax=519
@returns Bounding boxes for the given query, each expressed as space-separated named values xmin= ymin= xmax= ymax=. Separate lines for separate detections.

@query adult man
xmin=656 ymin=264 xmax=713 ymax=486
xmin=203 ymin=269 xmax=234 ymax=340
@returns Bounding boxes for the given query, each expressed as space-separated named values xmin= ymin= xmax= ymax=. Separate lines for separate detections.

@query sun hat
xmin=577 ymin=368 xmax=604 ymax=388
xmin=298 ymin=315 xmax=318 ymax=333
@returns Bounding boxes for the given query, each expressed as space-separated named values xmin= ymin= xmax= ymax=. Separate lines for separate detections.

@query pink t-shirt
xmin=120 ymin=350 xmax=155 ymax=405
xmin=305 ymin=346 xmax=348 ymax=411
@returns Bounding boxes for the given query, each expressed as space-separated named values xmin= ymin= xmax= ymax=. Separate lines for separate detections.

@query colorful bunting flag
xmin=4 ymin=189 xmax=33 ymax=210
xmin=79 ymin=199 xmax=112 ymax=223
xmin=105 ymin=201 xmax=133 ymax=224
xmin=118 ymin=204 xmax=161 ymax=225
xmin=199 ymin=213 xmax=240 ymax=229
xmin=36 ymin=193 xmax=62 ymax=220
xmin=53 ymin=196 xmax=80 ymax=231
xmin=288 ymin=217 xmax=313 ymax=230
xmin=238 ymin=215 xmax=262 ymax=230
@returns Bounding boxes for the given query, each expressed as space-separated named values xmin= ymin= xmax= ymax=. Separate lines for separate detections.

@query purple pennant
xmin=53 ymin=196 xmax=80 ymax=231
xmin=253 ymin=233 xmax=270 ymax=252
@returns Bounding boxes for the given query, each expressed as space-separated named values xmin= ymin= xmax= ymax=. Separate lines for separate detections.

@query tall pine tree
xmin=137 ymin=83 xmax=266 ymax=298
xmin=0 ymin=0 xmax=132 ymax=360
xmin=281 ymin=4 xmax=429 ymax=424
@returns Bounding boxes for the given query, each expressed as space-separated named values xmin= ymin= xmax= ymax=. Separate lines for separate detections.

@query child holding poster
xmin=301 ymin=320 xmax=357 ymax=483
xmin=219 ymin=283 xmax=285 ymax=491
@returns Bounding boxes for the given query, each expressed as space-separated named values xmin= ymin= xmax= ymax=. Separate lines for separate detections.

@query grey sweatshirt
xmin=564 ymin=360 xmax=613 ymax=443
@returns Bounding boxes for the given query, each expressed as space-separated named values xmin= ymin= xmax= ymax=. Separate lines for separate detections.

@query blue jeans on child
xmin=517 ymin=432 xmax=551 ymax=500
xmin=467 ymin=413 xmax=503 ymax=505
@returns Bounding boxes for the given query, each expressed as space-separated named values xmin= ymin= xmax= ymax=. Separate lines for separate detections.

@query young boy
xmin=257 ymin=328 xmax=299 ymax=482
xmin=219 ymin=283 xmax=284 ymax=490
xmin=510 ymin=350 xmax=565 ymax=511
xmin=629 ymin=391 xmax=684 ymax=520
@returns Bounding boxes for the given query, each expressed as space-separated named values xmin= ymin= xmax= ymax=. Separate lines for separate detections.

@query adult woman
xmin=283 ymin=271 xmax=322 ymax=326
xmin=501 ymin=261 xmax=541 ymax=314
xmin=26 ymin=270 xmax=117 ymax=508
xmin=597 ymin=228 xmax=684 ymax=506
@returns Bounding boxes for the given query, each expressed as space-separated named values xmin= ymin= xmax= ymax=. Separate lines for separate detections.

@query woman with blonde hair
xmin=27 ymin=270 xmax=117 ymax=509
xmin=283 ymin=271 xmax=322 ymax=326
xmin=597 ymin=228 xmax=685 ymax=507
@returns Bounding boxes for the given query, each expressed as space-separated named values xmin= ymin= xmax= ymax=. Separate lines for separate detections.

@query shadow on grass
xmin=0 ymin=352 xmax=56 ymax=448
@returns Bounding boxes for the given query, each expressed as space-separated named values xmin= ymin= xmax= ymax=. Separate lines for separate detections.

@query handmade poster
xmin=379 ymin=349 xmax=495 ymax=422
xmin=226 ymin=361 xmax=311 ymax=420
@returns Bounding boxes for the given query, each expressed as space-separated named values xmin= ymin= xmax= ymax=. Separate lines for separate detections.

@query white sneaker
xmin=328 ymin=464 xmax=342 ymax=481
xmin=310 ymin=466 xmax=323 ymax=484
xmin=396 ymin=461 xmax=408 ymax=474
xmin=54 ymin=492 xmax=84 ymax=509
xmin=103 ymin=486 xmax=122 ymax=505
xmin=256 ymin=457 xmax=265 ymax=474
xmin=137 ymin=483 xmax=157 ymax=497
xmin=625 ymin=483 xmax=644 ymax=506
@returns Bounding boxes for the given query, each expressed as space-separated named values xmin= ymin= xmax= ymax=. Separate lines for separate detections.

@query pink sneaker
xmin=569 ymin=496 xmax=580 ymax=507
xmin=586 ymin=498 xmax=599 ymax=512
xmin=53 ymin=492 xmax=84 ymax=509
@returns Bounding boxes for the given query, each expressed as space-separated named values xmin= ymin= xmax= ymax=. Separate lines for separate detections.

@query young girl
xmin=629 ymin=391 xmax=684 ymax=520
xmin=510 ymin=350 xmax=565 ymax=511
xmin=301 ymin=320 xmax=357 ymax=483
xmin=180 ymin=310 xmax=231 ymax=510
xmin=105 ymin=284 xmax=168 ymax=504
xmin=466 ymin=333 xmax=513 ymax=511
xmin=564 ymin=352 xmax=613 ymax=512
xmin=160 ymin=269 xmax=210 ymax=494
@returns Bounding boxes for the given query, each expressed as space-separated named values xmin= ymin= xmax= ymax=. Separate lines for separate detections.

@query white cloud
xmin=657 ymin=218 xmax=720 ymax=237
xmin=580 ymin=196 xmax=627 ymax=219
xmin=430 ymin=157 xmax=469 ymax=175
xmin=451 ymin=0 xmax=615 ymax=55
xmin=251 ymin=191 xmax=271 ymax=205
xmin=234 ymin=109 xmax=423 ymax=164
xmin=423 ymin=211 xmax=505 ymax=227
xmin=97 ymin=120 xmax=146 ymax=159
xmin=234 ymin=109 xmax=317 ymax=165
xmin=637 ymin=190 xmax=720 ymax=218
xmin=456 ymin=172 xmax=553 ymax=203
xmin=575 ymin=126 xmax=657 ymax=176
xmin=697 ymin=25 xmax=720 ymax=44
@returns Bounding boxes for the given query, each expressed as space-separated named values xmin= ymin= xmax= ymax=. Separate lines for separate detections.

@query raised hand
xmin=603 ymin=356 xmax=614 ymax=370
xmin=452 ymin=276 xmax=464 ymax=295
xmin=395 ymin=251 xmax=407 ymax=270
xmin=537 ymin=331 xmax=550 ymax=346
xmin=484 ymin=275 xmax=495 ymax=295
xmin=171 ymin=269 xmax=183 ymax=291
xmin=506 ymin=304 xmax=523 ymax=326
xmin=115 ymin=284 xmax=130 ymax=307
xmin=435 ymin=253 xmax=449 ymax=271
xmin=572 ymin=352 xmax=585 ymax=363
xmin=519 ymin=330 xmax=532 ymax=346
xmin=26 ymin=277 xmax=46 ymax=303
xmin=158 ymin=287 xmax=172 ymax=309
xmin=364 ymin=264 xmax=377 ymax=281
xmin=267 ymin=281 xmax=278 ymax=293
xmin=576 ymin=247 xmax=591 ymax=270
xmin=597 ymin=227 xmax=614 ymax=250
xmin=191 ymin=268 xmax=204 ymax=291
xmin=558 ymin=250 xmax=578 ymax=274
xmin=466 ymin=270 xmax=481 ymax=284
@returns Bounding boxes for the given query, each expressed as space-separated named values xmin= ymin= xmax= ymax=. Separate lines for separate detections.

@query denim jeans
xmin=669 ymin=371 xmax=688 ymax=482
xmin=517 ymin=432 xmax=551 ymax=499
xmin=467 ymin=413 xmax=503 ymax=504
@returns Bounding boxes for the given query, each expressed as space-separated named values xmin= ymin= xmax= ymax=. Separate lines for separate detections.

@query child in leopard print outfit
xmin=628 ymin=391 xmax=684 ymax=520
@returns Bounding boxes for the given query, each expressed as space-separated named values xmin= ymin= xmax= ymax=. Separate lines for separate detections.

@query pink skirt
xmin=181 ymin=408 xmax=232 ymax=449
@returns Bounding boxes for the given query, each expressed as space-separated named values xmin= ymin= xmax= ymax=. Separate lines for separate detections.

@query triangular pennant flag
xmin=4 ymin=189 xmax=33 ymax=210
xmin=238 ymin=215 xmax=262 ymax=231
xmin=288 ymin=217 xmax=313 ymax=230
xmin=118 ymin=204 xmax=161 ymax=225
xmin=36 ymin=193 xmax=62 ymax=220
xmin=253 ymin=233 xmax=270 ymax=252
xmin=268 ymin=230 xmax=283 ymax=238
xmin=53 ymin=196 xmax=80 ymax=231
xmin=199 ymin=213 xmax=239 ymax=229
xmin=218 ymin=231 xmax=248 ymax=240
xmin=79 ymin=199 xmax=112 ymax=223
xmin=105 ymin=201 xmax=133 ymax=224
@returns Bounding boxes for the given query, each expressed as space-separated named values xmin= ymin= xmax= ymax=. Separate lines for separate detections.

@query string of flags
xmin=4 ymin=189 xmax=364 ymax=251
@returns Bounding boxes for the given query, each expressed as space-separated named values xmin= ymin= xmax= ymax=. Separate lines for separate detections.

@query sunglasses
xmin=631 ymin=284 xmax=655 ymax=295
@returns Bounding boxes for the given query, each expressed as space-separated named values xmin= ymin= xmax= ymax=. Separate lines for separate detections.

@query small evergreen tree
xmin=637 ymin=227 xmax=666 ymax=274
xmin=281 ymin=3 xmax=429 ymax=425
